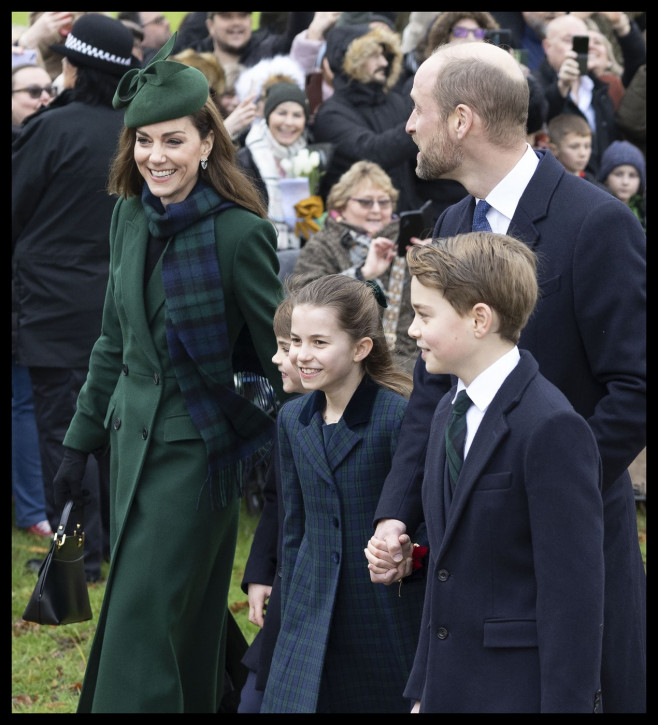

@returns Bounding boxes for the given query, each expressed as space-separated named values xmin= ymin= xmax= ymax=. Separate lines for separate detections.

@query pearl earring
xmin=201 ymin=157 xmax=208 ymax=170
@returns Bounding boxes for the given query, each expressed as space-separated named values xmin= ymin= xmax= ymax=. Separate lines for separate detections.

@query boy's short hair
xmin=547 ymin=113 xmax=592 ymax=147
xmin=406 ymin=232 xmax=538 ymax=344
xmin=273 ymin=296 xmax=294 ymax=339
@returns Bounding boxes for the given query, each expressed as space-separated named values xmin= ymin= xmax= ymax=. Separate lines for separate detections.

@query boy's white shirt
xmin=455 ymin=345 xmax=520 ymax=458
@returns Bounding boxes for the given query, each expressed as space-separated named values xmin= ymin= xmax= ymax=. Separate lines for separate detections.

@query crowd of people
xmin=12 ymin=11 xmax=645 ymax=714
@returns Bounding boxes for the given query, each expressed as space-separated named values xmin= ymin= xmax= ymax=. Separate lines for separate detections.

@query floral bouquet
xmin=280 ymin=147 xmax=326 ymax=241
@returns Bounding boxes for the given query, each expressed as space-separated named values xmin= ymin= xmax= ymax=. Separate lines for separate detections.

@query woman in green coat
xmin=52 ymin=35 xmax=289 ymax=713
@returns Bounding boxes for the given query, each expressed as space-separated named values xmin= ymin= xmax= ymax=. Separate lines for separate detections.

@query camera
xmin=572 ymin=35 xmax=589 ymax=75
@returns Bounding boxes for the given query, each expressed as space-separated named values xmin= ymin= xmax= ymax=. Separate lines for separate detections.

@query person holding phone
xmin=534 ymin=14 xmax=622 ymax=176
xmin=293 ymin=160 xmax=425 ymax=374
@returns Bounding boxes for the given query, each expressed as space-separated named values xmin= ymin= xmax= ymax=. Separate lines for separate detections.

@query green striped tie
xmin=445 ymin=390 xmax=472 ymax=492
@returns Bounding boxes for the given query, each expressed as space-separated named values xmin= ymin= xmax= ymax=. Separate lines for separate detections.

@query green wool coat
xmin=64 ymin=195 xmax=287 ymax=713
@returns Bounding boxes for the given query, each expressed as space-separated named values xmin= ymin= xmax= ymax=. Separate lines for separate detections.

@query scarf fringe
xmin=198 ymin=438 xmax=274 ymax=511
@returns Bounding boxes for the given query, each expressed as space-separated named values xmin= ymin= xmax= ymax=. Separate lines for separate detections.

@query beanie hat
xmin=50 ymin=14 xmax=134 ymax=78
xmin=113 ymin=33 xmax=209 ymax=128
xmin=263 ymin=82 xmax=310 ymax=124
xmin=597 ymin=140 xmax=646 ymax=194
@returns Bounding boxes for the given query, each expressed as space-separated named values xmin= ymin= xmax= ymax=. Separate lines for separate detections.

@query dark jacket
xmin=182 ymin=12 xmax=313 ymax=68
xmin=375 ymin=149 xmax=646 ymax=713
xmin=12 ymin=91 xmax=124 ymax=368
xmin=312 ymin=25 xmax=424 ymax=213
xmin=405 ymin=350 xmax=604 ymax=712
xmin=261 ymin=378 xmax=425 ymax=712
xmin=535 ymin=60 xmax=619 ymax=176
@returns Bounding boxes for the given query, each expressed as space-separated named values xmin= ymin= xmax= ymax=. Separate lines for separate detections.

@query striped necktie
xmin=472 ymin=200 xmax=492 ymax=231
xmin=445 ymin=390 xmax=472 ymax=491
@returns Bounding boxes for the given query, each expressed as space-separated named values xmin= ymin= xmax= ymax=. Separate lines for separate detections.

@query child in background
xmin=547 ymin=114 xmax=608 ymax=190
xmin=261 ymin=274 xmax=426 ymax=713
xmin=597 ymin=140 xmax=646 ymax=230
xmin=238 ymin=294 xmax=306 ymax=713
xmin=367 ymin=232 xmax=605 ymax=712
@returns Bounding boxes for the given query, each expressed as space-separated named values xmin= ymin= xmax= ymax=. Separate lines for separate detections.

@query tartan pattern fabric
xmin=144 ymin=181 xmax=275 ymax=508
xmin=472 ymin=199 xmax=492 ymax=231
xmin=261 ymin=379 xmax=425 ymax=712
xmin=445 ymin=389 xmax=472 ymax=492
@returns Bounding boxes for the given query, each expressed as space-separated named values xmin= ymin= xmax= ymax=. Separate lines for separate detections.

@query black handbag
xmin=22 ymin=499 xmax=93 ymax=626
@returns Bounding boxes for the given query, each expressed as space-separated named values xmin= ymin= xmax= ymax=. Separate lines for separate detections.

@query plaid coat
xmin=261 ymin=377 xmax=425 ymax=713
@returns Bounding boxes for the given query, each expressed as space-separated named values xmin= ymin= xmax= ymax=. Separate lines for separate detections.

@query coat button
xmin=121 ymin=363 xmax=129 ymax=375
xmin=436 ymin=627 xmax=449 ymax=640
xmin=437 ymin=569 xmax=450 ymax=581
xmin=153 ymin=372 xmax=160 ymax=385
xmin=142 ymin=428 xmax=148 ymax=440
xmin=331 ymin=552 xmax=340 ymax=564
xmin=113 ymin=418 xmax=121 ymax=430
xmin=332 ymin=516 xmax=339 ymax=528
xmin=277 ymin=566 xmax=283 ymax=578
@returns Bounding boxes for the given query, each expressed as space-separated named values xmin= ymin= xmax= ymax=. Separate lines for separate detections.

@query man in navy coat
xmin=370 ymin=41 xmax=645 ymax=713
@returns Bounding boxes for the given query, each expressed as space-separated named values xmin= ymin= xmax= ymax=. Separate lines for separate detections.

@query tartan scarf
xmin=142 ymin=180 xmax=275 ymax=509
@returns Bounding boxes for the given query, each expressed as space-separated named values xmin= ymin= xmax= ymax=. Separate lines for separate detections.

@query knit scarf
xmin=142 ymin=180 xmax=275 ymax=509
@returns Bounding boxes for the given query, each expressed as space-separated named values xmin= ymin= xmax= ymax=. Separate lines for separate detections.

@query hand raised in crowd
xmin=223 ymin=93 xmax=258 ymax=140
xmin=16 ymin=11 xmax=73 ymax=49
xmin=305 ymin=12 xmax=343 ymax=41
xmin=360 ymin=236 xmax=396 ymax=279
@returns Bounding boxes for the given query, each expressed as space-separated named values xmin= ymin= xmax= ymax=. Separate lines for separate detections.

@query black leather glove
xmin=53 ymin=447 xmax=90 ymax=516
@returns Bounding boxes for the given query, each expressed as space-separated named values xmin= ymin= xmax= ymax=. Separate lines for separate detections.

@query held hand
xmin=557 ymin=54 xmax=581 ymax=96
xmin=365 ymin=518 xmax=411 ymax=584
xmin=247 ymin=583 xmax=272 ymax=628
xmin=53 ymin=447 xmax=89 ymax=515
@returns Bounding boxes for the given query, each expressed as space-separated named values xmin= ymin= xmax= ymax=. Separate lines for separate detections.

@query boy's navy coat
xmin=405 ymin=351 xmax=604 ymax=712
xmin=375 ymin=149 xmax=646 ymax=713
xmin=261 ymin=378 xmax=425 ymax=713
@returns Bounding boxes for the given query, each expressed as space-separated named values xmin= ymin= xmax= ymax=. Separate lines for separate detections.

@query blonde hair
xmin=326 ymin=160 xmax=399 ymax=214
xmin=172 ymin=48 xmax=226 ymax=98
xmin=407 ymin=232 xmax=538 ymax=344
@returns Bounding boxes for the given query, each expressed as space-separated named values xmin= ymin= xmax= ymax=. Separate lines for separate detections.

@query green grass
xmin=11 ymin=499 xmax=259 ymax=714
xmin=11 ymin=498 xmax=646 ymax=713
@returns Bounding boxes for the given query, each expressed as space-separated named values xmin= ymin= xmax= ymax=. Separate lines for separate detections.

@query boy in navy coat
xmin=368 ymin=232 xmax=605 ymax=712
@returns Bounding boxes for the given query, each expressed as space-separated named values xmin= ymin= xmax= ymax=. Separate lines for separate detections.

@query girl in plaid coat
xmin=261 ymin=274 xmax=426 ymax=713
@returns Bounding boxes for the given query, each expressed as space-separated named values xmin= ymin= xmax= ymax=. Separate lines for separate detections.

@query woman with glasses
xmin=11 ymin=63 xmax=57 ymax=140
xmin=294 ymin=160 xmax=423 ymax=374
xmin=422 ymin=11 xmax=499 ymax=53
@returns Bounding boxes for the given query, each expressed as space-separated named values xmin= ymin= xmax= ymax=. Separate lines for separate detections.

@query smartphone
xmin=486 ymin=28 xmax=512 ymax=48
xmin=397 ymin=201 xmax=433 ymax=257
xmin=572 ymin=34 xmax=589 ymax=75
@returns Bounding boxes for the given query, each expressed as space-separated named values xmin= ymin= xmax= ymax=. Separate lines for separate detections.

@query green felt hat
xmin=113 ymin=32 xmax=209 ymax=127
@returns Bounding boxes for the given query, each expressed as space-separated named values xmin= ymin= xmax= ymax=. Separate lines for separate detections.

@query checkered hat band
xmin=64 ymin=31 xmax=132 ymax=68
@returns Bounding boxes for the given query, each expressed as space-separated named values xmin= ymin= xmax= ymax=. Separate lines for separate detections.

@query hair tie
xmin=365 ymin=279 xmax=388 ymax=308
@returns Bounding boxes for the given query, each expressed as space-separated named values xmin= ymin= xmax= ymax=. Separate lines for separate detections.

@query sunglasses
xmin=348 ymin=197 xmax=393 ymax=210
xmin=12 ymin=85 xmax=58 ymax=99
xmin=452 ymin=26 xmax=487 ymax=39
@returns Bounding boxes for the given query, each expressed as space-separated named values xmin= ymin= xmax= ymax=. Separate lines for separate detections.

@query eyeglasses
xmin=452 ymin=26 xmax=486 ymax=39
xmin=12 ymin=85 xmax=58 ymax=99
xmin=348 ymin=197 xmax=393 ymax=210
xmin=142 ymin=15 xmax=166 ymax=28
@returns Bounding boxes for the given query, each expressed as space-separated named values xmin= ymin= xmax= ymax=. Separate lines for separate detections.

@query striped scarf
xmin=142 ymin=181 xmax=275 ymax=508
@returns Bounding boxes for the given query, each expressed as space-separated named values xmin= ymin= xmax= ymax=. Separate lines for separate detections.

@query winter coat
xmin=261 ymin=378 xmax=425 ymax=713
xmin=12 ymin=92 xmax=124 ymax=368
xmin=535 ymin=61 xmax=620 ymax=176
xmin=311 ymin=25 xmax=424 ymax=213
xmin=293 ymin=215 xmax=418 ymax=374
xmin=62 ymin=195 xmax=288 ymax=712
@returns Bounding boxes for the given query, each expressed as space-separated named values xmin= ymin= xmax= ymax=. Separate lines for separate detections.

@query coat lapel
xmin=120 ymin=217 xmax=162 ymax=372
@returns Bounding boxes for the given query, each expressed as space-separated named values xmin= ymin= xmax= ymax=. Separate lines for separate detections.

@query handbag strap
xmin=54 ymin=500 xmax=76 ymax=543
